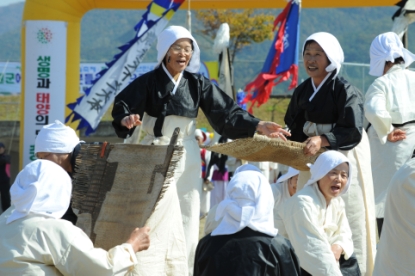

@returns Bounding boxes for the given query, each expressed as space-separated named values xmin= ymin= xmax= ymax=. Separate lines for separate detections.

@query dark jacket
xmin=112 ymin=66 xmax=259 ymax=139
xmin=285 ymin=74 xmax=364 ymax=151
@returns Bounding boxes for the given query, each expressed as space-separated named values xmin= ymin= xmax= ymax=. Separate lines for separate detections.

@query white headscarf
xmin=35 ymin=120 xmax=80 ymax=153
xmin=234 ymin=163 xmax=262 ymax=175
xmin=212 ymin=170 xmax=278 ymax=237
xmin=369 ymin=32 xmax=415 ymax=77
xmin=156 ymin=25 xmax=201 ymax=73
xmin=304 ymin=150 xmax=351 ymax=195
xmin=7 ymin=159 xmax=72 ymax=224
xmin=276 ymin=166 xmax=299 ymax=184
xmin=303 ymin=32 xmax=344 ymax=79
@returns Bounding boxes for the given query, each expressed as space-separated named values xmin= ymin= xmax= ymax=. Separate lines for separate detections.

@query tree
xmin=195 ymin=9 xmax=275 ymax=62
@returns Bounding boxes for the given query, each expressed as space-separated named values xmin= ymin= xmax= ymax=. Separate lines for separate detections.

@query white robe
xmin=364 ymin=65 xmax=415 ymax=218
xmin=373 ymin=158 xmax=415 ymax=276
xmin=0 ymin=208 xmax=137 ymax=276
xmin=280 ymin=184 xmax=354 ymax=276
xmin=270 ymin=181 xmax=291 ymax=238
xmin=297 ymin=128 xmax=376 ymax=276
xmin=126 ymin=113 xmax=199 ymax=275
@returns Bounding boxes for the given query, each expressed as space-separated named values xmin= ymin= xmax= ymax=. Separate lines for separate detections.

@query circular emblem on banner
xmin=37 ymin=28 xmax=53 ymax=44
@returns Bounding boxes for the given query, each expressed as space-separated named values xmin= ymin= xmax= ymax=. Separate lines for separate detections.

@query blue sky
xmin=0 ymin=0 xmax=24 ymax=7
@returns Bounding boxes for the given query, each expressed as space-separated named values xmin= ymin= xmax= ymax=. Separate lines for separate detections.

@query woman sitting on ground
xmin=280 ymin=151 xmax=360 ymax=276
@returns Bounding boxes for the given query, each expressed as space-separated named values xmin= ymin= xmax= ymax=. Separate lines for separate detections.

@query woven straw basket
xmin=202 ymin=134 xmax=324 ymax=171
xmin=72 ymin=128 xmax=183 ymax=250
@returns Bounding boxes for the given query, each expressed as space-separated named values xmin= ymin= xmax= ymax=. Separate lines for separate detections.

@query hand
xmin=331 ymin=244 xmax=343 ymax=262
xmin=121 ymin=114 xmax=142 ymax=129
xmin=126 ymin=227 xmax=150 ymax=252
xmin=387 ymin=129 xmax=406 ymax=142
xmin=303 ymin=136 xmax=329 ymax=156
xmin=256 ymin=121 xmax=291 ymax=141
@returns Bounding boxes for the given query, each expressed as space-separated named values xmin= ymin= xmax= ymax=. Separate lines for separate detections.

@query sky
xmin=0 ymin=0 xmax=24 ymax=7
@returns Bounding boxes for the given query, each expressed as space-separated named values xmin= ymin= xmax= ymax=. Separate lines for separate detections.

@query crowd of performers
xmin=0 ymin=25 xmax=414 ymax=276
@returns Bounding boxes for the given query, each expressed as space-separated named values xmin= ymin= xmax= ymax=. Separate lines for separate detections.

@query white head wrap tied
xmin=276 ymin=166 xmax=299 ymax=184
xmin=35 ymin=120 xmax=80 ymax=153
xmin=303 ymin=32 xmax=344 ymax=79
xmin=156 ymin=25 xmax=201 ymax=73
xmin=369 ymin=32 xmax=415 ymax=77
xmin=7 ymin=159 xmax=72 ymax=224
xmin=304 ymin=150 xmax=351 ymax=195
xmin=212 ymin=170 xmax=278 ymax=237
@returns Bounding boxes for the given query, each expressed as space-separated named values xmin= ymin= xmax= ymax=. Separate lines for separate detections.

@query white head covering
xmin=276 ymin=166 xmax=299 ymax=184
xmin=212 ymin=170 xmax=278 ymax=237
xmin=369 ymin=32 xmax=415 ymax=77
xmin=7 ymin=159 xmax=72 ymax=224
xmin=303 ymin=32 xmax=344 ymax=79
xmin=234 ymin=163 xmax=262 ymax=175
xmin=304 ymin=150 xmax=351 ymax=195
xmin=156 ymin=25 xmax=201 ymax=73
xmin=35 ymin=120 xmax=80 ymax=154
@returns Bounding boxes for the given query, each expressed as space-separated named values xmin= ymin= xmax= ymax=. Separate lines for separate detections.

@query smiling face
xmin=165 ymin=38 xmax=193 ymax=77
xmin=303 ymin=41 xmax=330 ymax=87
xmin=317 ymin=162 xmax=349 ymax=205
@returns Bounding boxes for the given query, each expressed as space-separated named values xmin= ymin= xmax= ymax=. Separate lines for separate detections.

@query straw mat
xmin=201 ymin=134 xmax=324 ymax=171
xmin=72 ymin=128 xmax=183 ymax=250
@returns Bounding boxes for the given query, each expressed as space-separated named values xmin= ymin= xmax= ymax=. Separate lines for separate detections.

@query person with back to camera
xmin=0 ymin=159 xmax=150 ymax=275
xmin=111 ymin=25 xmax=290 ymax=275
xmin=194 ymin=164 xmax=301 ymax=276
xmin=364 ymin=31 xmax=415 ymax=236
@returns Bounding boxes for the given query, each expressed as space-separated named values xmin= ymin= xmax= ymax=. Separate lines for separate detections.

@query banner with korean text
xmin=0 ymin=62 xmax=21 ymax=95
xmin=23 ymin=21 xmax=67 ymax=166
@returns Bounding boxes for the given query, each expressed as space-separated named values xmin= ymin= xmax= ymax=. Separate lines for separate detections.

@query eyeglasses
xmin=170 ymin=45 xmax=193 ymax=55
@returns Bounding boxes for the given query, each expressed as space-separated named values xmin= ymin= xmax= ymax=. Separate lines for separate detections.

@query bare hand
xmin=126 ymin=227 xmax=150 ymax=252
xmin=121 ymin=114 xmax=142 ymax=129
xmin=331 ymin=244 xmax=343 ymax=262
xmin=256 ymin=121 xmax=291 ymax=141
xmin=387 ymin=129 xmax=406 ymax=142
xmin=303 ymin=136 xmax=329 ymax=156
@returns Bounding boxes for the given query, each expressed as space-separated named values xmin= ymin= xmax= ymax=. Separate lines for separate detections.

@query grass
xmin=0 ymin=95 xmax=20 ymax=121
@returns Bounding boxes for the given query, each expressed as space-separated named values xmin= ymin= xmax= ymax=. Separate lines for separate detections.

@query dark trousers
xmin=61 ymin=201 xmax=78 ymax=225
xmin=0 ymin=177 xmax=11 ymax=212
xmin=377 ymin=218 xmax=384 ymax=238
xmin=301 ymin=253 xmax=361 ymax=276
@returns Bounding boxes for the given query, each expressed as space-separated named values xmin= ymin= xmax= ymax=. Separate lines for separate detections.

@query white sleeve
xmin=331 ymin=204 xmax=354 ymax=260
xmin=56 ymin=227 xmax=137 ymax=276
xmin=283 ymin=202 xmax=342 ymax=276
xmin=364 ymin=80 xmax=394 ymax=144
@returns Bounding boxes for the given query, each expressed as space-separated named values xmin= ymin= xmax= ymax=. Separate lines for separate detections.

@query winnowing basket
xmin=201 ymin=134 xmax=324 ymax=171
xmin=71 ymin=128 xmax=183 ymax=250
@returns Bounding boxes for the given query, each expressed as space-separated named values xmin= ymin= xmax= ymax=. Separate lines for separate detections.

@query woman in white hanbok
xmin=280 ymin=151 xmax=360 ymax=276
xmin=364 ymin=32 xmax=415 ymax=235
